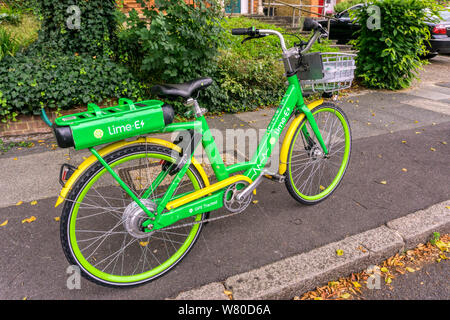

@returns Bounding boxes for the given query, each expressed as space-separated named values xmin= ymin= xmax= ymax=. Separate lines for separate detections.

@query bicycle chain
xmin=149 ymin=208 xmax=246 ymax=233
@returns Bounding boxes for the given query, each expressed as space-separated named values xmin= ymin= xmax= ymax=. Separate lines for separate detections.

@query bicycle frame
xmin=86 ymin=73 xmax=329 ymax=232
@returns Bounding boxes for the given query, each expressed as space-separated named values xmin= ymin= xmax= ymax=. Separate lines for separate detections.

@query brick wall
xmin=0 ymin=101 xmax=117 ymax=138
xmin=0 ymin=108 xmax=84 ymax=137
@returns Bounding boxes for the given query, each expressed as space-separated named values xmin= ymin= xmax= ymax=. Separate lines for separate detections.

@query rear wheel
xmin=285 ymin=103 xmax=352 ymax=205
xmin=60 ymin=144 xmax=207 ymax=287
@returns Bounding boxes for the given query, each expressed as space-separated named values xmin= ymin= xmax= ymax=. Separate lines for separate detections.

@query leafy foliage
xmin=0 ymin=5 xmax=22 ymax=25
xmin=0 ymin=0 xmax=143 ymax=121
xmin=31 ymin=0 xmax=118 ymax=57
xmin=351 ymin=0 xmax=444 ymax=90
xmin=0 ymin=53 xmax=143 ymax=121
xmin=117 ymin=0 xmax=226 ymax=114
xmin=118 ymin=0 xmax=224 ymax=83
xmin=1 ymin=1 xmax=39 ymax=11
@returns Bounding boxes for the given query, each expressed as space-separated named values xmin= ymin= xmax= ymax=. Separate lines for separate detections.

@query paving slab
xmin=387 ymin=200 xmax=450 ymax=250
xmin=350 ymin=226 xmax=404 ymax=264
xmin=173 ymin=282 xmax=229 ymax=300
xmin=224 ymin=236 xmax=370 ymax=300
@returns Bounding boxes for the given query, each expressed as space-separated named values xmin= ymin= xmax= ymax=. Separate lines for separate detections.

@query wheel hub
xmin=310 ymin=145 xmax=324 ymax=159
xmin=123 ymin=199 xmax=156 ymax=239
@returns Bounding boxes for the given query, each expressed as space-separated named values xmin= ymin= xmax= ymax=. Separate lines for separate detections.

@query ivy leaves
xmin=0 ymin=53 xmax=142 ymax=117
xmin=33 ymin=0 xmax=118 ymax=57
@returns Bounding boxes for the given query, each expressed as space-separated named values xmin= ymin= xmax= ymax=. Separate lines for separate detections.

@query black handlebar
xmin=231 ymin=27 xmax=258 ymax=37
xmin=303 ymin=18 xmax=328 ymax=35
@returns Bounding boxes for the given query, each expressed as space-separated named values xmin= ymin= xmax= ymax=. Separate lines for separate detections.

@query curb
xmin=171 ymin=200 xmax=450 ymax=300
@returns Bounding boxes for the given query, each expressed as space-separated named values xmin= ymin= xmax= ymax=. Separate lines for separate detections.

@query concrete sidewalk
xmin=0 ymin=56 xmax=449 ymax=300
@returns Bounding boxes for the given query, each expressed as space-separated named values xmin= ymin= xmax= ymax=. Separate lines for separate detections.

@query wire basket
xmin=300 ymin=52 xmax=356 ymax=94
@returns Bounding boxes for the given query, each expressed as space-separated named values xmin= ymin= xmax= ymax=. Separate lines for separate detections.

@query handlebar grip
xmin=231 ymin=27 xmax=258 ymax=36
xmin=231 ymin=28 xmax=249 ymax=35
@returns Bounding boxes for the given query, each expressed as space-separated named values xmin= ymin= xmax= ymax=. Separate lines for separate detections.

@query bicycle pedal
xmin=264 ymin=173 xmax=286 ymax=183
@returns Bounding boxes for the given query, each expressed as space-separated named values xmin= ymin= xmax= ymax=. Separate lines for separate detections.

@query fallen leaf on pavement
xmin=22 ymin=216 xmax=36 ymax=224
xmin=380 ymin=267 xmax=388 ymax=273
xmin=405 ymin=267 xmax=415 ymax=273
xmin=139 ymin=241 xmax=149 ymax=247
xmin=336 ymin=249 xmax=344 ymax=256
xmin=430 ymin=147 xmax=436 ymax=152
xmin=402 ymin=168 xmax=407 ymax=172
xmin=30 ymin=200 xmax=38 ymax=206
xmin=435 ymin=241 xmax=448 ymax=252
xmin=340 ymin=293 xmax=351 ymax=299
xmin=54 ymin=217 xmax=60 ymax=222
xmin=224 ymin=290 xmax=233 ymax=299
xmin=16 ymin=201 xmax=23 ymax=206
xmin=380 ymin=180 xmax=387 ymax=185
xmin=0 ymin=220 xmax=8 ymax=227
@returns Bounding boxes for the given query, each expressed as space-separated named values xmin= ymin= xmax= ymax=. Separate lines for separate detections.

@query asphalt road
xmin=0 ymin=120 xmax=449 ymax=300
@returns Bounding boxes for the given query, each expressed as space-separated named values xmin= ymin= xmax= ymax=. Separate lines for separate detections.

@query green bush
xmin=118 ymin=0 xmax=223 ymax=83
xmin=117 ymin=0 xmax=226 ymax=115
xmin=351 ymin=0 xmax=443 ymax=90
xmin=0 ymin=53 xmax=143 ymax=121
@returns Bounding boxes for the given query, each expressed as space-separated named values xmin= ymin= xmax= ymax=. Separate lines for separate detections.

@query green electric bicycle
xmin=43 ymin=19 xmax=354 ymax=287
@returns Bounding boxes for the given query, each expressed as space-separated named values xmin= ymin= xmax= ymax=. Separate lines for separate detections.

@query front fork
xmin=287 ymin=74 xmax=329 ymax=156
xmin=299 ymin=104 xmax=329 ymax=156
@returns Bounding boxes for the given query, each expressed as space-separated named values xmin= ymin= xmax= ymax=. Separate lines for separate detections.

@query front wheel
xmin=285 ymin=103 xmax=352 ymax=205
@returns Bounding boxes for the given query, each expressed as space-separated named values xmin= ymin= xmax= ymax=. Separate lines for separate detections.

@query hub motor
xmin=123 ymin=199 xmax=156 ymax=239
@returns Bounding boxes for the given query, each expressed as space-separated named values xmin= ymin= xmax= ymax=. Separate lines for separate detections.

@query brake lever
xmin=241 ymin=34 xmax=267 ymax=44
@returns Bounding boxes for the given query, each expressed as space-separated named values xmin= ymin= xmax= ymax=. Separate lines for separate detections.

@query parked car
xmin=305 ymin=5 xmax=450 ymax=58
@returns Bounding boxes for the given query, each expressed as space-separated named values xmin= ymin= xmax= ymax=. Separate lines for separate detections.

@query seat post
xmin=185 ymin=98 xmax=207 ymax=118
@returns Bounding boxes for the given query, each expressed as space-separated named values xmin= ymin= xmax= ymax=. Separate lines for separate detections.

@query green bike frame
xmin=88 ymin=73 xmax=329 ymax=232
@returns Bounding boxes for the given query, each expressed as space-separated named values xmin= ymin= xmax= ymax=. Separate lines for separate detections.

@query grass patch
xmin=1 ymin=13 xmax=40 ymax=52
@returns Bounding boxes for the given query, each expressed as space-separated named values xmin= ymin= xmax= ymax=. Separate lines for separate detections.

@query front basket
xmin=299 ymin=52 xmax=356 ymax=94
